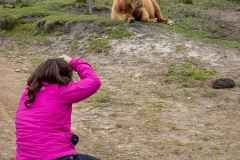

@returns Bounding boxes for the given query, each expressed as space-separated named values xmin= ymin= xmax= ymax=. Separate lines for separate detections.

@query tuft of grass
xmin=87 ymin=38 xmax=112 ymax=54
xmin=142 ymin=118 xmax=163 ymax=131
xmin=82 ymin=88 xmax=114 ymax=108
xmin=76 ymin=0 xmax=86 ymax=4
xmin=181 ymin=63 xmax=216 ymax=80
xmin=104 ymin=26 xmax=133 ymax=39
xmin=175 ymin=44 xmax=187 ymax=52
xmin=172 ymin=148 xmax=183 ymax=155
xmin=188 ymin=142 xmax=203 ymax=151
xmin=0 ymin=16 xmax=18 ymax=30
xmin=164 ymin=59 xmax=216 ymax=87
xmin=138 ymin=103 xmax=163 ymax=117
xmin=115 ymin=124 xmax=122 ymax=128
xmin=74 ymin=34 xmax=85 ymax=40
xmin=166 ymin=122 xmax=180 ymax=131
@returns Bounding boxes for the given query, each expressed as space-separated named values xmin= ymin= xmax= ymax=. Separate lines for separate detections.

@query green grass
xmin=103 ymin=26 xmax=133 ymax=39
xmin=158 ymin=1 xmax=240 ymax=49
xmin=165 ymin=59 xmax=216 ymax=87
xmin=0 ymin=0 xmax=129 ymax=50
xmin=142 ymin=118 xmax=163 ymax=131
xmin=1 ymin=0 xmax=239 ymax=49
xmin=115 ymin=124 xmax=122 ymax=128
xmin=0 ymin=0 xmax=115 ymax=32
xmin=82 ymin=88 xmax=114 ymax=108
xmin=87 ymin=38 xmax=112 ymax=54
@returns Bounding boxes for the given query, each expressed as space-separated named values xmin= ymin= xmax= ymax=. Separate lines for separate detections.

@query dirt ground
xmin=0 ymin=3 xmax=240 ymax=160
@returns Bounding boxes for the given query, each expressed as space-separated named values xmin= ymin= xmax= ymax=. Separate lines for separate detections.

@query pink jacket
xmin=15 ymin=58 xmax=101 ymax=160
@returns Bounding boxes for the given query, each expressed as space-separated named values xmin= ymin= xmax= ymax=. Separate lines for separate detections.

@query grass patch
xmin=172 ymin=148 xmax=183 ymax=155
xmin=103 ymin=26 xmax=133 ymax=39
xmin=115 ymin=124 xmax=122 ymax=128
xmin=1 ymin=0 xmax=239 ymax=51
xmin=83 ymin=88 xmax=114 ymax=108
xmin=166 ymin=122 xmax=180 ymax=131
xmin=142 ymin=118 xmax=163 ymax=131
xmin=87 ymin=38 xmax=112 ymax=54
xmin=188 ymin=142 xmax=203 ymax=151
xmin=157 ymin=2 xmax=240 ymax=49
xmin=138 ymin=103 xmax=163 ymax=117
xmin=175 ymin=44 xmax=187 ymax=52
xmin=164 ymin=59 xmax=216 ymax=87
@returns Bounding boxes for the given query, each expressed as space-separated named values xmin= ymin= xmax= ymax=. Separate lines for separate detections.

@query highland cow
xmin=111 ymin=0 xmax=174 ymax=25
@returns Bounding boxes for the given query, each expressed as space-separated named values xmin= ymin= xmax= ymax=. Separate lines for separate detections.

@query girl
xmin=15 ymin=55 xmax=101 ymax=160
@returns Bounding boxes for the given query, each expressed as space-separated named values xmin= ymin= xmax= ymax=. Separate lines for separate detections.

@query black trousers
xmin=55 ymin=154 xmax=100 ymax=160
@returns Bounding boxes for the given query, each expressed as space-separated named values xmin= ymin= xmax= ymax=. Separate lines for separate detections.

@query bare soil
xmin=0 ymin=3 xmax=240 ymax=160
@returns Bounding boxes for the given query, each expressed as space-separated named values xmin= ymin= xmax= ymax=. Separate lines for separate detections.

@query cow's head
xmin=129 ymin=0 xmax=143 ymax=10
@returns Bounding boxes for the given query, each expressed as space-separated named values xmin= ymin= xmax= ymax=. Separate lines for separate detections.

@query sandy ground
xmin=0 ymin=2 xmax=240 ymax=160
xmin=0 ymin=57 xmax=27 ymax=160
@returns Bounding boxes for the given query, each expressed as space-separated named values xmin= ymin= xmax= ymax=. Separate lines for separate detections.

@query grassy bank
xmin=0 ymin=0 xmax=240 ymax=49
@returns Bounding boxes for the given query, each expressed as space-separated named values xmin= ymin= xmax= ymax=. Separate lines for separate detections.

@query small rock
xmin=15 ymin=68 xmax=20 ymax=72
xmin=212 ymin=78 xmax=235 ymax=89
xmin=206 ymin=105 xmax=213 ymax=108
xmin=220 ymin=24 xmax=225 ymax=28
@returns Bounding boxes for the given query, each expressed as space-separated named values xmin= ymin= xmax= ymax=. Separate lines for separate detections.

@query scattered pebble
xmin=15 ymin=68 xmax=20 ymax=72
xmin=206 ymin=105 xmax=213 ymax=108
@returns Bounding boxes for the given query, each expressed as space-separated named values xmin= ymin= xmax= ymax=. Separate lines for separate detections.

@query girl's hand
xmin=58 ymin=55 xmax=72 ymax=64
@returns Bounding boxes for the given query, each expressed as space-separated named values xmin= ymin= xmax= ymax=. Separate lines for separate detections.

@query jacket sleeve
xmin=58 ymin=58 xmax=101 ymax=104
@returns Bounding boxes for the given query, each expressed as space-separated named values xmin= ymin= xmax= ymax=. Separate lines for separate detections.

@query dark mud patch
xmin=0 ymin=16 xmax=18 ymax=30
xmin=92 ymin=7 xmax=111 ymax=19
xmin=68 ymin=21 xmax=103 ymax=35
xmin=21 ymin=15 xmax=44 ymax=23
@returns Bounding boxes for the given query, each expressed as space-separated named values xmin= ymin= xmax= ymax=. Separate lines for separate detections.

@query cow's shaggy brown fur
xmin=111 ymin=0 xmax=174 ymax=25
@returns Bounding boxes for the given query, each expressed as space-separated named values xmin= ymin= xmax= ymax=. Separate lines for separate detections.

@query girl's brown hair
xmin=25 ymin=59 xmax=73 ymax=108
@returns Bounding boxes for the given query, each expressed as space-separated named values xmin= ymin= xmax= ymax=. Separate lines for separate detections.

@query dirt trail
xmin=0 ymin=56 xmax=27 ymax=159
xmin=1 ymin=35 xmax=240 ymax=160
